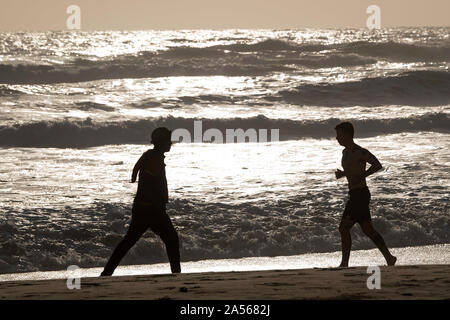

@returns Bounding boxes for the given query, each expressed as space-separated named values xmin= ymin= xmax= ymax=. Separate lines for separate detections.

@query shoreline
xmin=1 ymin=243 xmax=449 ymax=282
xmin=1 ymin=264 xmax=449 ymax=300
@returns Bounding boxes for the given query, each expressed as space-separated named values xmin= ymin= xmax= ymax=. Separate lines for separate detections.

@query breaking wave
xmin=0 ymin=196 xmax=448 ymax=273
xmin=278 ymin=70 xmax=450 ymax=107
xmin=1 ymin=39 xmax=448 ymax=84
xmin=214 ymin=39 xmax=450 ymax=61
xmin=211 ymin=38 xmax=321 ymax=52
xmin=0 ymin=61 xmax=293 ymax=85
xmin=0 ymin=113 xmax=448 ymax=148
xmin=0 ymin=85 xmax=25 ymax=96
xmin=341 ymin=41 xmax=450 ymax=62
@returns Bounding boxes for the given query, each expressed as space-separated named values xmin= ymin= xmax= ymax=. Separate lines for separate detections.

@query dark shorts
xmin=130 ymin=201 xmax=174 ymax=236
xmin=132 ymin=200 xmax=165 ymax=216
xmin=342 ymin=187 xmax=371 ymax=224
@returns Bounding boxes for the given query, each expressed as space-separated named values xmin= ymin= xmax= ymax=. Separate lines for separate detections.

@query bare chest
xmin=342 ymin=149 xmax=366 ymax=172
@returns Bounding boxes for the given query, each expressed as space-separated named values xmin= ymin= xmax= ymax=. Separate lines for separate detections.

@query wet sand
xmin=0 ymin=264 xmax=449 ymax=300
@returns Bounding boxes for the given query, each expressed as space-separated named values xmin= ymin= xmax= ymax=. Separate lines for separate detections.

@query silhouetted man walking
xmin=334 ymin=122 xmax=396 ymax=267
xmin=101 ymin=127 xmax=181 ymax=276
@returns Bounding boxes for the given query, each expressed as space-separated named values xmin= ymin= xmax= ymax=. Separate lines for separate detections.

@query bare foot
xmin=387 ymin=255 xmax=397 ymax=266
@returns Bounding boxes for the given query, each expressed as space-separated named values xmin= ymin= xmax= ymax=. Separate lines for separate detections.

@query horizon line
xmin=1 ymin=25 xmax=449 ymax=33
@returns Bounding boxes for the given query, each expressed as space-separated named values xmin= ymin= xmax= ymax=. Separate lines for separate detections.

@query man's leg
xmin=101 ymin=217 xmax=149 ymax=276
xmin=339 ymin=218 xmax=355 ymax=267
xmin=360 ymin=221 xmax=397 ymax=266
xmin=150 ymin=213 xmax=181 ymax=273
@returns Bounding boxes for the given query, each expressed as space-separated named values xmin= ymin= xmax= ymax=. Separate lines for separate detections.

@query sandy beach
xmin=0 ymin=264 xmax=448 ymax=300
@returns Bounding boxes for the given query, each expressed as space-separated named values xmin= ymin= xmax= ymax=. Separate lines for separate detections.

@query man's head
xmin=151 ymin=127 xmax=172 ymax=152
xmin=335 ymin=122 xmax=354 ymax=146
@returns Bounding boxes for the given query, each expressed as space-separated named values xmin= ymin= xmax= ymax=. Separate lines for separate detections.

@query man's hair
xmin=335 ymin=122 xmax=354 ymax=138
xmin=151 ymin=127 xmax=172 ymax=144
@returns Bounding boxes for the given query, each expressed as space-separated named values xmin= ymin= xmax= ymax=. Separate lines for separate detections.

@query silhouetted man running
xmin=101 ymin=127 xmax=181 ymax=276
xmin=334 ymin=122 xmax=396 ymax=267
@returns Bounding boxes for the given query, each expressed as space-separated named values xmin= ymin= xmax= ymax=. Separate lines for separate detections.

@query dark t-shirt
xmin=134 ymin=150 xmax=168 ymax=205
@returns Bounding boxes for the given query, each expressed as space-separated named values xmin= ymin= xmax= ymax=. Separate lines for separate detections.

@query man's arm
xmin=335 ymin=169 xmax=345 ymax=179
xmin=335 ymin=148 xmax=382 ymax=180
xmin=133 ymin=153 xmax=165 ymax=182
xmin=131 ymin=153 xmax=146 ymax=183
xmin=335 ymin=150 xmax=346 ymax=179
xmin=362 ymin=149 xmax=382 ymax=177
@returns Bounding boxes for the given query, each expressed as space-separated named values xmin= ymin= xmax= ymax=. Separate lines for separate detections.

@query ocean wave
xmin=218 ymin=39 xmax=450 ymax=61
xmin=279 ymin=54 xmax=377 ymax=68
xmin=278 ymin=70 xmax=450 ymax=106
xmin=0 ymin=61 xmax=293 ymax=85
xmin=4 ymin=41 xmax=448 ymax=86
xmin=0 ymin=113 xmax=448 ymax=148
xmin=210 ymin=39 xmax=322 ymax=52
xmin=74 ymin=101 xmax=116 ymax=112
xmin=2 ymin=38 xmax=448 ymax=84
xmin=0 ymin=85 xmax=25 ymax=96
xmin=160 ymin=46 xmax=228 ymax=58
xmin=129 ymin=94 xmax=246 ymax=109
xmin=210 ymin=39 xmax=450 ymax=61
xmin=224 ymin=53 xmax=376 ymax=69
xmin=341 ymin=41 xmax=450 ymax=62
xmin=0 ymin=196 xmax=448 ymax=273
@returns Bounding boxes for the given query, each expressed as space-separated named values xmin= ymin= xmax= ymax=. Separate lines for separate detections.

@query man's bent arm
xmin=364 ymin=149 xmax=382 ymax=178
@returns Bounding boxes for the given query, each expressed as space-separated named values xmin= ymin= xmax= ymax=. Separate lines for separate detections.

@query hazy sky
xmin=1 ymin=0 xmax=449 ymax=31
